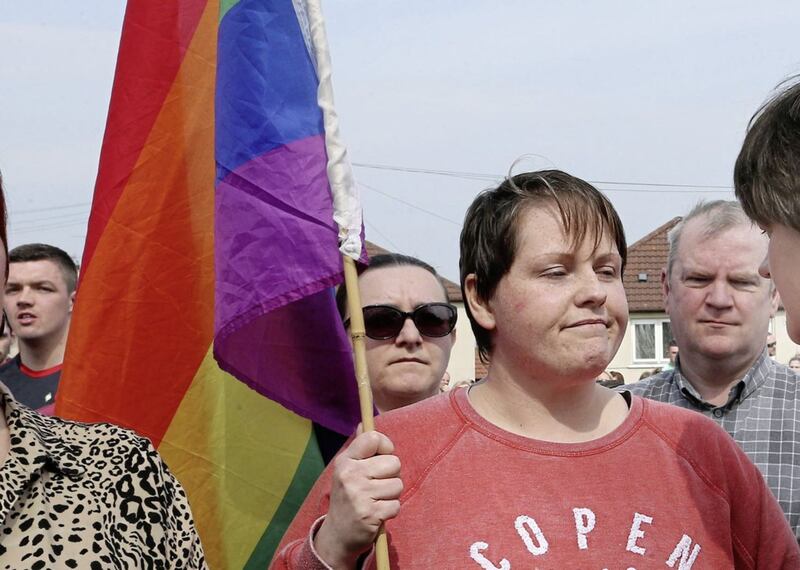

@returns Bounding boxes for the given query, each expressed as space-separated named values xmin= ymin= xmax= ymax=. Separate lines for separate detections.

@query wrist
xmin=313 ymin=519 xmax=363 ymax=570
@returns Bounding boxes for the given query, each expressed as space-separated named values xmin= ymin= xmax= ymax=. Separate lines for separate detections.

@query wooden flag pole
xmin=342 ymin=255 xmax=391 ymax=569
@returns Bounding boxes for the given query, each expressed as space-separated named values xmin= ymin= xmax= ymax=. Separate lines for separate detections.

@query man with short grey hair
xmin=624 ymin=200 xmax=800 ymax=538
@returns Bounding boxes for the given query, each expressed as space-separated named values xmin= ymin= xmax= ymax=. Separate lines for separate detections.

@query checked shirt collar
xmin=673 ymin=350 xmax=771 ymax=411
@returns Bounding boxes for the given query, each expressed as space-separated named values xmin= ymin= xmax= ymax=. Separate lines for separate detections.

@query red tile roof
xmin=623 ymin=217 xmax=681 ymax=313
xmin=365 ymin=241 xmax=462 ymax=302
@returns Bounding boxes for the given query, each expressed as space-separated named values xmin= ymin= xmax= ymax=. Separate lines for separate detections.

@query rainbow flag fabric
xmin=57 ymin=0 xmax=362 ymax=567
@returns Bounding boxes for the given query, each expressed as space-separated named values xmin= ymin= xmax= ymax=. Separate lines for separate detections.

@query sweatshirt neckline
xmin=452 ymin=386 xmax=644 ymax=456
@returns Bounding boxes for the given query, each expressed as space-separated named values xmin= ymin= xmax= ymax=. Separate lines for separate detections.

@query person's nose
xmin=575 ymin=273 xmax=607 ymax=307
xmin=705 ymin=280 xmax=734 ymax=309
xmin=395 ymin=315 xmax=423 ymax=346
xmin=16 ymin=287 xmax=34 ymax=307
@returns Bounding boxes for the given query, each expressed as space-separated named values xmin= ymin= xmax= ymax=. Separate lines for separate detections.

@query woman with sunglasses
xmin=335 ymin=253 xmax=457 ymax=414
xmin=273 ymin=170 xmax=798 ymax=568
xmin=0 ymin=173 xmax=207 ymax=567
xmin=315 ymin=254 xmax=459 ymax=465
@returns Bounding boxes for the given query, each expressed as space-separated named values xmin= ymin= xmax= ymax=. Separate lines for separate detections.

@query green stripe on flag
xmin=219 ymin=0 xmax=240 ymax=21
xmin=243 ymin=431 xmax=325 ymax=568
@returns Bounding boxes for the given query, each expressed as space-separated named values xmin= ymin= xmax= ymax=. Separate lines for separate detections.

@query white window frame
xmin=632 ymin=318 xmax=672 ymax=365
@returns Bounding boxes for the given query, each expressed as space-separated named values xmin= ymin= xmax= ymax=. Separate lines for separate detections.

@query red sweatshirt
xmin=272 ymin=389 xmax=799 ymax=569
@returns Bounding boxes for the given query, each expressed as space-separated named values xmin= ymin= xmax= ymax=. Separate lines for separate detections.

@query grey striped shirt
xmin=623 ymin=351 xmax=800 ymax=540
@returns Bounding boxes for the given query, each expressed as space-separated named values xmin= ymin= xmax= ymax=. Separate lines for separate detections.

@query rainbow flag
xmin=57 ymin=0 xmax=363 ymax=567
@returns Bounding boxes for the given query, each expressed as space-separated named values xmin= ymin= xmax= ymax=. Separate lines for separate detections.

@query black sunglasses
xmin=344 ymin=303 xmax=457 ymax=340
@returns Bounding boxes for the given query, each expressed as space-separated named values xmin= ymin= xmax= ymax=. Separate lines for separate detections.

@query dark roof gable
xmin=623 ymin=217 xmax=681 ymax=313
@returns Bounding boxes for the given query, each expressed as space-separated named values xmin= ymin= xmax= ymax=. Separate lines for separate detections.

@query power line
xmin=358 ymin=182 xmax=462 ymax=226
xmin=354 ymin=162 xmax=498 ymax=182
xmin=10 ymin=202 xmax=91 ymax=215
xmin=12 ymin=210 xmax=90 ymax=227
xmin=353 ymin=162 xmax=733 ymax=194
xmin=364 ymin=219 xmax=403 ymax=252
xmin=11 ymin=219 xmax=89 ymax=234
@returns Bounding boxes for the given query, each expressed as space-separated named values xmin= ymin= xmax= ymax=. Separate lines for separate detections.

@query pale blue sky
xmin=2 ymin=1 xmax=799 ymax=280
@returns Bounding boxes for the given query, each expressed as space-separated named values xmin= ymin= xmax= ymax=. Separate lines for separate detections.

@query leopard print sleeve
xmin=99 ymin=431 xmax=209 ymax=569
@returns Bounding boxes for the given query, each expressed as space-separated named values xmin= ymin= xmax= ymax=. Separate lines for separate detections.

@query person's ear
xmin=464 ymin=274 xmax=496 ymax=332
xmin=769 ymin=287 xmax=780 ymax=317
xmin=661 ymin=267 xmax=671 ymax=316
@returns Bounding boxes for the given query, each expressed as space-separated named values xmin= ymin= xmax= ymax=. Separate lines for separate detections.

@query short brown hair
xmin=735 ymin=77 xmax=800 ymax=234
xmin=460 ymin=169 xmax=627 ymax=362
xmin=9 ymin=243 xmax=78 ymax=293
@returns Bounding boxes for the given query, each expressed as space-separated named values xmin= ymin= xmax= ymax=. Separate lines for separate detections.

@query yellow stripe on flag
xmin=159 ymin=346 xmax=313 ymax=569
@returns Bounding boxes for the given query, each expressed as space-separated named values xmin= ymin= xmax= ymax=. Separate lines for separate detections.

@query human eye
xmin=541 ymin=266 xmax=568 ymax=278
xmin=684 ymin=274 xmax=710 ymax=286
xmin=595 ymin=265 xmax=619 ymax=279
xmin=731 ymin=277 xmax=759 ymax=289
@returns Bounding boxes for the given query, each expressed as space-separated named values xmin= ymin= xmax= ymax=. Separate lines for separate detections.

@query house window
xmin=633 ymin=319 xmax=673 ymax=363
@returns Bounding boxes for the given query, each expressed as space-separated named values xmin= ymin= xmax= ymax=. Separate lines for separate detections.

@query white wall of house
xmin=608 ymin=311 xmax=671 ymax=382
xmin=445 ymin=303 xmax=478 ymax=385
xmin=771 ymin=312 xmax=800 ymax=364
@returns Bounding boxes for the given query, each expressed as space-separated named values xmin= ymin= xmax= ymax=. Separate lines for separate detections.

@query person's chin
xmin=573 ymin=340 xmax=613 ymax=362
xmin=384 ymin=374 xmax=438 ymax=395
xmin=696 ymin=341 xmax=741 ymax=359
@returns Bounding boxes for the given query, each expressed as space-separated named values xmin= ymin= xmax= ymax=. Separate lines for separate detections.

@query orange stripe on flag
xmin=58 ymin=0 xmax=218 ymax=446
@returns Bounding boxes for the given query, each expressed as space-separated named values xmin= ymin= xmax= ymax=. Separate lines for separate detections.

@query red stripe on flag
xmin=82 ymin=0 xmax=208 ymax=275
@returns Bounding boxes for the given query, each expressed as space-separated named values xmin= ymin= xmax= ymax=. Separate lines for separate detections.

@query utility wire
xmin=353 ymin=162 xmax=733 ymax=193
xmin=358 ymin=182 xmax=462 ymax=226
xmin=12 ymin=219 xmax=89 ymax=234
xmin=10 ymin=202 xmax=91 ymax=215
xmin=354 ymin=162 xmax=498 ymax=182
xmin=12 ymin=210 xmax=90 ymax=227
xmin=364 ymin=218 xmax=403 ymax=252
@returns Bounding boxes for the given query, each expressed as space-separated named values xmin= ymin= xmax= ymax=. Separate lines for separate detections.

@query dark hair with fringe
xmin=335 ymin=252 xmax=449 ymax=319
xmin=9 ymin=243 xmax=78 ymax=292
xmin=459 ymin=169 xmax=627 ymax=362
xmin=735 ymin=77 xmax=800 ymax=234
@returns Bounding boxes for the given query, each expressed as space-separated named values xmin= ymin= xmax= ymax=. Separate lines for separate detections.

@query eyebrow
xmin=5 ymin=280 xmax=58 ymax=288
xmin=728 ymin=272 xmax=761 ymax=283
xmin=593 ymin=252 xmax=623 ymax=264
xmin=527 ymin=250 xmax=622 ymax=264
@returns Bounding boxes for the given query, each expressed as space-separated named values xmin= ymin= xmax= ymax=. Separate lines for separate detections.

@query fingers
xmin=335 ymin=450 xmax=402 ymax=492
xmin=365 ymin=454 xmax=401 ymax=480
xmin=373 ymin=498 xmax=401 ymax=522
xmin=368 ymin=476 xmax=404 ymax=501
xmin=316 ymin=430 xmax=403 ymax=563
xmin=345 ymin=430 xmax=395 ymax=460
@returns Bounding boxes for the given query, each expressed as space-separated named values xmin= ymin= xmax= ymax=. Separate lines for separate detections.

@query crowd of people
xmin=1 ymin=77 xmax=800 ymax=568
xmin=270 ymin=79 xmax=800 ymax=568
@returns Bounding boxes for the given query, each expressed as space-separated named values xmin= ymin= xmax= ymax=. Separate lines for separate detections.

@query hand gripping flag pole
xmin=306 ymin=0 xmax=392 ymax=566
xmin=343 ymin=257 xmax=392 ymax=569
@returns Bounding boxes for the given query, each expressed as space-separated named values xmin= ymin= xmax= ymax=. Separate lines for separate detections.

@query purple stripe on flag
xmin=214 ymin=134 xmax=361 ymax=435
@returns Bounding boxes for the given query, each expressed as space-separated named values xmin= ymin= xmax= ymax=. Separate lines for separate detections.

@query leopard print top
xmin=0 ymin=386 xmax=207 ymax=569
